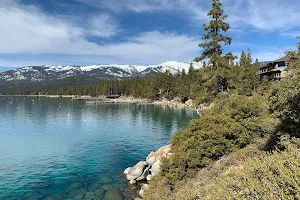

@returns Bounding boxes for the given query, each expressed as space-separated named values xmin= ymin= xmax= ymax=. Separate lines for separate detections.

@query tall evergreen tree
xmin=195 ymin=0 xmax=232 ymax=67
xmin=240 ymin=50 xmax=247 ymax=66
xmin=247 ymin=48 xmax=252 ymax=64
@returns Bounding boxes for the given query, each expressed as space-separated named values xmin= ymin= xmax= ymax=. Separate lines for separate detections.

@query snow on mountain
xmin=0 ymin=61 xmax=203 ymax=82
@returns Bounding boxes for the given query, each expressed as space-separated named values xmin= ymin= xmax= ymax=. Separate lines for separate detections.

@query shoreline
xmin=1 ymin=94 xmax=200 ymax=111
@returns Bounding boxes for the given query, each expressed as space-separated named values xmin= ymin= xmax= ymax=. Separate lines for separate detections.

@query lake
xmin=0 ymin=96 xmax=197 ymax=200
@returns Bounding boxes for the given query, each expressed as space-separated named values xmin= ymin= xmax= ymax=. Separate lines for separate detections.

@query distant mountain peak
xmin=0 ymin=61 xmax=203 ymax=92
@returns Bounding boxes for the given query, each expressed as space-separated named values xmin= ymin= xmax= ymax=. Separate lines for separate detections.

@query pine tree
xmin=195 ymin=0 xmax=232 ymax=67
xmin=240 ymin=50 xmax=247 ymax=66
xmin=247 ymin=48 xmax=252 ymax=64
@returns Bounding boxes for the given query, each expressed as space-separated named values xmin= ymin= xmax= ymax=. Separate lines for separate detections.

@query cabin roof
xmin=259 ymin=61 xmax=272 ymax=69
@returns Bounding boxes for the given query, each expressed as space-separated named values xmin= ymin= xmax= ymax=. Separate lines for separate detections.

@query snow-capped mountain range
xmin=0 ymin=61 xmax=202 ymax=82
xmin=0 ymin=61 xmax=202 ymax=92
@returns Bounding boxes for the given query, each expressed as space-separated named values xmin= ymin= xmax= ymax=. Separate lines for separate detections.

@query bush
xmin=161 ymin=95 xmax=276 ymax=184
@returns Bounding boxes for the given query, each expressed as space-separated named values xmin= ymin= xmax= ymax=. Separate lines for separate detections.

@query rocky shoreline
xmin=123 ymin=144 xmax=172 ymax=199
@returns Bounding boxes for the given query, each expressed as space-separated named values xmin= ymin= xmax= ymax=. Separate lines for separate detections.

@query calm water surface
xmin=0 ymin=97 xmax=197 ymax=200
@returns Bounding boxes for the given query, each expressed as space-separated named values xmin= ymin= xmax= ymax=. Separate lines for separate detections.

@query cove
xmin=0 ymin=96 xmax=197 ymax=200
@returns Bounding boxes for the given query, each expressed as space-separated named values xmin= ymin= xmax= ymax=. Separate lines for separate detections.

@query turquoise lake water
xmin=0 ymin=97 xmax=197 ymax=200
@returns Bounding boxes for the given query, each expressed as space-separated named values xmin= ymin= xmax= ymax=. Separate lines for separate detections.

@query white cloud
xmin=75 ymin=0 xmax=300 ymax=33
xmin=0 ymin=0 xmax=118 ymax=55
xmin=0 ymin=30 xmax=200 ymax=67
xmin=75 ymin=0 xmax=208 ymax=21
xmin=87 ymin=14 xmax=119 ymax=38
xmin=223 ymin=0 xmax=300 ymax=32
xmin=0 ymin=0 xmax=200 ymax=67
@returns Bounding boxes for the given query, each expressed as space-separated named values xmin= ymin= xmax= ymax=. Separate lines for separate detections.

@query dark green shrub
xmin=161 ymin=95 xmax=275 ymax=184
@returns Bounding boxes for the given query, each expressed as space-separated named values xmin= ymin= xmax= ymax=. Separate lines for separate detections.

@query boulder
xmin=136 ymin=166 xmax=150 ymax=181
xmin=146 ymin=156 xmax=156 ymax=166
xmin=129 ymin=179 xmax=136 ymax=184
xmin=126 ymin=174 xmax=139 ymax=181
xmin=146 ymin=152 xmax=156 ymax=160
xmin=127 ymin=161 xmax=145 ymax=177
xmin=139 ymin=189 xmax=145 ymax=197
xmin=141 ymin=184 xmax=149 ymax=191
xmin=156 ymin=155 xmax=162 ymax=162
xmin=146 ymin=174 xmax=153 ymax=181
xmin=104 ymin=188 xmax=124 ymax=200
xmin=156 ymin=144 xmax=171 ymax=155
xmin=151 ymin=160 xmax=162 ymax=176
xmin=123 ymin=167 xmax=131 ymax=175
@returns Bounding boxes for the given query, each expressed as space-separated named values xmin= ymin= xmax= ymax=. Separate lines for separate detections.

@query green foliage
xmin=161 ymin=95 xmax=275 ymax=184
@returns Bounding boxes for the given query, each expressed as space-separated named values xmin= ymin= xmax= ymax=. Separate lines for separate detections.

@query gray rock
xmin=126 ymin=174 xmax=139 ymax=181
xmin=123 ymin=167 xmax=131 ymax=175
xmin=141 ymin=184 xmax=149 ymax=191
xmin=128 ymin=161 xmax=145 ymax=177
xmin=136 ymin=166 xmax=150 ymax=181
xmin=151 ymin=160 xmax=162 ymax=176
xmin=146 ymin=152 xmax=156 ymax=162
xmin=156 ymin=144 xmax=172 ymax=155
xmin=146 ymin=156 xmax=156 ymax=166
xmin=129 ymin=179 xmax=136 ymax=184
xmin=146 ymin=174 xmax=153 ymax=181
xmin=139 ymin=189 xmax=145 ymax=197
xmin=104 ymin=188 xmax=124 ymax=200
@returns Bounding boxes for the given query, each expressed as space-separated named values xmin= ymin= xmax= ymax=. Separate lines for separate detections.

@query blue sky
xmin=0 ymin=0 xmax=299 ymax=69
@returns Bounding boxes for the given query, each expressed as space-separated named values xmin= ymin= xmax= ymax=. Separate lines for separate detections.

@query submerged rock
xmin=104 ymin=188 xmax=124 ymax=200
xmin=122 ymin=187 xmax=138 ymax=200
xmin=67 ymin=183 xmax=83 ymax=192
xmin=74 ymin=193 xmax=85 ymax=200
xmin=95 ymin=188 xmax=105 ymax=196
